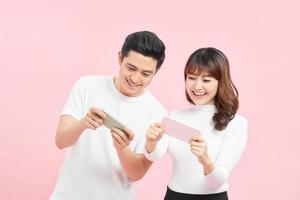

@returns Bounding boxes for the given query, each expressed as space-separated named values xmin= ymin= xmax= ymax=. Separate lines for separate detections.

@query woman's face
xmin=185 ymin=72 xmax=219 ymax=105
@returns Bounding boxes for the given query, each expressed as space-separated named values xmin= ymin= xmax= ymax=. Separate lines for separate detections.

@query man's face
xmin=115 ymin=50 xmax=158 ymax=97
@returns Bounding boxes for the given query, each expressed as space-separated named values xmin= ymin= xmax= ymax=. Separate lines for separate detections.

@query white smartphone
xmin=162 ymin=116 xmax=201 ymax=143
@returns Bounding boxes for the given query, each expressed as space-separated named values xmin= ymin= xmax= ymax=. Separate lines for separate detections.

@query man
xmin=50 ymin=31 xmax=167 ymax=200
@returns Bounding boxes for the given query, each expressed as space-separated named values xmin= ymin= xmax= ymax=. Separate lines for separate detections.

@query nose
xmin=194 ymin=79 xmax=203 ymax=90
xmin=130 ymin=72 xmax=140 ymax=84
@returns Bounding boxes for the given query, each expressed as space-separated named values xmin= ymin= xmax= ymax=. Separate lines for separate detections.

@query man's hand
xmin=80 ymin=107 xmax=107 ymax=130
xmin=55 ymin=107 xmax=107 ymax=149
xmin=111 ymin=127 xmax=151 ymax=181
xmin=111 ymin=127 xmax=134 ymax=149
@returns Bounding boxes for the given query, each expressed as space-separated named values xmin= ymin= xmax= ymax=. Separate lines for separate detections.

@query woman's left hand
xmin=190 ymin=135 xmax=209 ymax=163
xmin=190 ymin=135 xmax=214 ymax=175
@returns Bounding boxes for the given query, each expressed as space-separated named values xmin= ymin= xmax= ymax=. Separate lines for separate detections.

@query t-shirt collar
xmin=192 ymin=104 xmax=217 ymax=112
xmin=109 ymin=76 xmax=147 ymax=102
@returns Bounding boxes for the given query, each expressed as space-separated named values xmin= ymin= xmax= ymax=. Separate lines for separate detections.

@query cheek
xmin=119 ymin=65 xmax=130 ymax=76
xmin=185 ymin=84 xmax=193 ymax=97
xmin=209 ymin=83 xmax=218 ymax=95
xmin=185 ymin=81 xmax=193 ymax=91
xmin=119 ymin=67 xmax=126 ymax=76
xmin=142 ymin=76 xmax=154 ymax=85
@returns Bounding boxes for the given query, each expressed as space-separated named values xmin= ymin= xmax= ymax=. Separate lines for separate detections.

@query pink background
xmin=1 ymin=0 xmax=299 ymax=199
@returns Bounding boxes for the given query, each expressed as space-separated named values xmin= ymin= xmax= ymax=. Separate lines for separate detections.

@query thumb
xmin=124 ymin=127 xmax=134 ymax=141
xmin=155 ymin=122 xmax=164 ymax=128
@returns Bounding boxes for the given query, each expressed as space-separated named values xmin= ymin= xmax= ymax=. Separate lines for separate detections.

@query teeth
xmin=193 ymin=91 xmax=206 ymax=96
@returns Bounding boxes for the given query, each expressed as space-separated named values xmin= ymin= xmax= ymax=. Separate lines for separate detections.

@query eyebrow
xmin=187 ymin=73 xmax=214 ymax=78
xmin=128 ymin=63 xmax=154 ymax=74
xmin=202 ymin=75 xmax=214 ymax=78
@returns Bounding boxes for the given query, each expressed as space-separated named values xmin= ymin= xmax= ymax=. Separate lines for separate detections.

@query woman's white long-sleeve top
xmin=145 ymin=105 xmax=248 ymax=194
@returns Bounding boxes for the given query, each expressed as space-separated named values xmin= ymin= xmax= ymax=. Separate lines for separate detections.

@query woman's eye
xmin=187 ymin=76 xmax=195 ymax=80
xmin=203 ymin=79 xmax=211 ymax=82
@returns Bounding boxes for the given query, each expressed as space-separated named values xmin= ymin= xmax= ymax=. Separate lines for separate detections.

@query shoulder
xmin=76 ymin=75 xmax=111 ymax=85
xmin=145 ymin=92 xmax=167 ymax=115
xmin=230 ymin=114 xmax=248 ymax=128
xmin=225 ymin=114 xmax=248 ymax=136
xmin=73 ymin=76 xmax=112 ymax=91
xmin=170 ymin=108 xmax=191 ymax=117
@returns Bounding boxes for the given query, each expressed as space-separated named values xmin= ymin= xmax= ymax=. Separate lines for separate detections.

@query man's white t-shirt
xmin=50 ymin=76 xmax=167 ymax=200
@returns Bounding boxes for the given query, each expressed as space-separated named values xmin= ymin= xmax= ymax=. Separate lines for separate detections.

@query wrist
xmin=115 ymin=145 xmax=130 ymax=152
xmin=78 ymin=118 xmax=89 ymax=130
xmin=145 ymin=141 xmax=156 ymax=153
xmin=202 ymin=157 xmax=214 ymax=175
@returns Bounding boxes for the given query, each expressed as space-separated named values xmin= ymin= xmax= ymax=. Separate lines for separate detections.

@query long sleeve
xmin=135 ymin=106 xmax=168 ymax=154
xmin=144 ymin=134 xmax=171 ymax=162
xmin=205 ymin=116 xmax=248 ymax=188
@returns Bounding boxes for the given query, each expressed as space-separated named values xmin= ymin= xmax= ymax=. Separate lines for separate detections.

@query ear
xmin=118 ymin=51 xmax=123 ymax=65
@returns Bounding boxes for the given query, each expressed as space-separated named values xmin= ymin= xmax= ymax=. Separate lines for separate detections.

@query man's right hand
xmin=55 ymin=107 xmax=107 ymax=149
xmin=80 ymin=107 xmax=107 ymax=130
xmin=145 ymin=122 xmax=165 ymax=153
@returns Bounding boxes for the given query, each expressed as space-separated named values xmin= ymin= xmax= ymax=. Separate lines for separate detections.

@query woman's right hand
xmin=145 ymin=122 xmax=165 ymax=153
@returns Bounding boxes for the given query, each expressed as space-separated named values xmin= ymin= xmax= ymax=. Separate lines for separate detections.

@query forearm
xmin=204 ymin=165 xmax=229 ymax=188
xmin=116 ymin=147 xmax=152 ymax=181
xmin=145 ymin=141 xmax=157 ymax=153
xmin=202 ymin=157 xmax=215 ymax=175
xmin=55 ymin=119 xmax=86 ymax=149
xmin=144 ymin=134 xmax=169 ymax=162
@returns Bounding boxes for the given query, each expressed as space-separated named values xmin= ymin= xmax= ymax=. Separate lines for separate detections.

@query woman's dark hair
xmin=121 ymin=31 xmax=165 ymax=71
xmin=184 ymin=47 xmax=239 ymax=130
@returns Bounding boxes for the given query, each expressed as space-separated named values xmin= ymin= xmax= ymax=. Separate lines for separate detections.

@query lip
xmin=126 ymin=79 xmax=141 ymax=89
xmin=192 ymin=91 xmax=207 ymax=96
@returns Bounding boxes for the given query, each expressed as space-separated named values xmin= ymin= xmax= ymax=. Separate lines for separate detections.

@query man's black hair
xmin=121 ymin=31 xmax=165 ymax=70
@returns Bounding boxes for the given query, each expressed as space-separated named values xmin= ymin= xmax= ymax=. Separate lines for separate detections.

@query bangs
xmin=185 ymin=63 xmax=217 ymax=78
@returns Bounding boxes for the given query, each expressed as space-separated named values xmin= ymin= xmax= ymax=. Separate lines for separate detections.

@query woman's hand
xmin=145 ymin=122 xmax=165 ymax=153
xmin=190 ymin=135 xmax=214 ymax=175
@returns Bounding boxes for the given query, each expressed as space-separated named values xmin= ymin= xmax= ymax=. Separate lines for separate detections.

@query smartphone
xmin=162 ymin=116 xmax=201 ymax=143
xmin=100 ymin=110 xmax=127 ymax=135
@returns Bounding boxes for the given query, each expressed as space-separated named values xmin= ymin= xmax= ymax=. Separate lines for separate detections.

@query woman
xmin=144 ymin=47 xmax=247 ymax=200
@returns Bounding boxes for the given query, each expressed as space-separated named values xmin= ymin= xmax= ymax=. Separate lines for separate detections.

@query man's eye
xmin=128 ymin=67 xmax=135 ymax=71
xmin=143 ymin=73 xmax=151 ymax=77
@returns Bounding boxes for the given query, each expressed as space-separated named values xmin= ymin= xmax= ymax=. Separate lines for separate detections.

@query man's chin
xmin=124 ymin=88 xmax=143 ymax=97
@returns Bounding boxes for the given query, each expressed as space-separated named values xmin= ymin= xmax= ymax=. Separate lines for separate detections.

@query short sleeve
xmin=61 ymin=78 xmax=85 ymax=120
